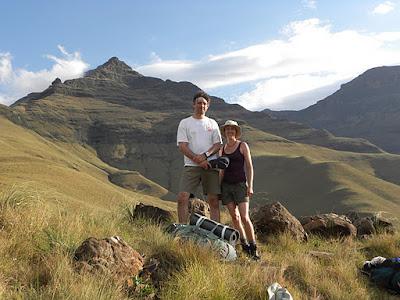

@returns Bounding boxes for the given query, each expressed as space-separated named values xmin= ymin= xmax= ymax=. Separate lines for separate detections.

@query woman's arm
xmin=241 ymin=142 xmax=254 ymax=197
xmin=218 ymin=146 xmax=224 ymax=184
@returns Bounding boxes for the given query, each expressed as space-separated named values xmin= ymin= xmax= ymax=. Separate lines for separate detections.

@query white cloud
xmin=137 ymin=18 xmax=400 ymax=110
xmin=302 ymin=0 xmax=317 ymax=9
xmin=0 ymin=52 xmax=12 ymax=83
xmin=372 ymin=1 xmax=395 ymax=14
xmin=0 ymin=46 xmax=89 ymax=106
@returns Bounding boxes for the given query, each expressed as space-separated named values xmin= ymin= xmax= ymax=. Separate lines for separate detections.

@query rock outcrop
xmin=347 ymin=212 xmax=396 ymax=236
xmin=252 ymin=202 xmax=308 ymax=241
xmin=188 ymin=197 xmax=210 ymax=217
xmin=299 ymin=213 xmax=357 ymax=238
xmin=128 ymin=202 xmax=175 ymax=224
xmin=74 ymin=236 xmax=144 ymax=280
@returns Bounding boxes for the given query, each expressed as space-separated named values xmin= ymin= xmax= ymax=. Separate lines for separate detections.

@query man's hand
xmin=193 ymin=154 xmax=207 ymax=164
xmin=199 ymin=160 xmax=210 ymax=170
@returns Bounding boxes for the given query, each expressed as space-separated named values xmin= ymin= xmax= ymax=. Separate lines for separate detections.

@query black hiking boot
xmin=241 ymin=243 xmax=250 ymax=254
xmin=248 ymin=243 xmax=261 ymax=261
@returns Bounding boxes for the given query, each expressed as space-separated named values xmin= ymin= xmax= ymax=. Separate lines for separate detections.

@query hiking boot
xmin=241 ymin=243 xmax=251 ymax=254
xmin=248 ymin=243 xmax=261 ymax=261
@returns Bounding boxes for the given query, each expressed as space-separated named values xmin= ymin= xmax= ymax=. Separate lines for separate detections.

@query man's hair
xmin=193 ymin=91 xmax=211 ymax=104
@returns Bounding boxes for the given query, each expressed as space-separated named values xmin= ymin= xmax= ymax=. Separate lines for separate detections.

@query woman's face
xmin=224 ymin=126 xmax=237 ymax=139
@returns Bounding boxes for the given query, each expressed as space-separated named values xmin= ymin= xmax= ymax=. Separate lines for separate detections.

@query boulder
xmin=188 ymin=197 xmax=210 ymax=217
xmin=347 ymin=211 xmax=395 ymax=236
xmin=251 ymin=202 xmax=307 ymax=242
xmin=74 ymin=236 xmax=144 ymax=280
xmin=129 ymin=202 xmax=174 ymax=224
xmin=372 ymin=215 xmax=396 ymax=234
xmin=353 ymin=217 xmax=376 ymax=236
xmin=299 ymin=213 xmax=356 ymax=238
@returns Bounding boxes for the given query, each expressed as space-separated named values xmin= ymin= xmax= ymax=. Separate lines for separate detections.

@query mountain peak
xmin=85 ymin=57 xmax=143 ymax=80
xmin=341 ymin=65 xmax=400 ymax=92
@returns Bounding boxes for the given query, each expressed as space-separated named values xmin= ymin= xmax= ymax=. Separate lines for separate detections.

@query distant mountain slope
xmin=5 ymin=57 xmax=400 ymax=216
xmin=273 ymin=66 xmax=400 ymax=153
xmin=11 ymin=57 xmax=381 ymax=154
xmin=0 ymin=115 xmax=175 ymax=211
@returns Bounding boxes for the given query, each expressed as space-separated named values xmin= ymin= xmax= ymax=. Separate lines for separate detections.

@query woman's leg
xmin=237 ymin=202 xmax=256 ymax=242
xmin=226 ymin=202 xmax=246 ymax=240
xmin=237 ymin=202 xmax=260 ymax=259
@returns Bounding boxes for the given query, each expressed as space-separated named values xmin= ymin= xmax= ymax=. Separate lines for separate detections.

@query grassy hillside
xmin=0 ymin=116 xmax=174 ymax=212
xmin=235 ymin=124 xmax=400 ymax=218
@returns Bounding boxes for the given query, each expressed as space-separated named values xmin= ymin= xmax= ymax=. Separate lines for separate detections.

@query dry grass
xmin=0 ymin=186 xmax=399 ymax=299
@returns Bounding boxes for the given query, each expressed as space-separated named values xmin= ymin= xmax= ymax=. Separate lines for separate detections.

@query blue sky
xmin=1 ymin=1 xmax=400 ymax=110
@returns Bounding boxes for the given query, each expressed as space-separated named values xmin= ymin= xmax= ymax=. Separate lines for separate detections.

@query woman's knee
xmin=231 ymin=212 xmax=240 ymax=224
xmin=240 ymin=215 xmax=251 ymax=225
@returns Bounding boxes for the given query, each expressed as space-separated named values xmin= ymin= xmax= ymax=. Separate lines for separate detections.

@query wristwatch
xmin=204 ymin=151 xmax=212 ymax=158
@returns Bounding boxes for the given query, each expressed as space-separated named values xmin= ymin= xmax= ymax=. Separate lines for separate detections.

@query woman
xmin=220 ymin=120 xmax=260 ymax=260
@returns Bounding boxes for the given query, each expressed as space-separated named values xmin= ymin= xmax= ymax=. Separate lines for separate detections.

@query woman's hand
xmin=247 ymin=186 xmax=253 ymax=197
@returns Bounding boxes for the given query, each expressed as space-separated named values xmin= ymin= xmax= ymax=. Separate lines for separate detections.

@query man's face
xmin=193 ymin=97 xmax=209 ymax=115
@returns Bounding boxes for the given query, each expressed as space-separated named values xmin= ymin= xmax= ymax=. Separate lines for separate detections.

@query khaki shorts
xmin=179 ymin=166 xmax=220 ymax=195
xmin=221 ymin=181 xmax=249 ymax=205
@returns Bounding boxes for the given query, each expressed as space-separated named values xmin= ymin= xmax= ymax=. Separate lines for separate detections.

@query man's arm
xmin=204 ymin=142 xmax=222 ymax=159
xmin=178 ymin=142 xmax=199 ymax=162
xmin=178 ymin=142 xmax=208 ymax=167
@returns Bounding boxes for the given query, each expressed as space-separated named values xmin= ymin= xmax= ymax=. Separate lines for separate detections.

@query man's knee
xmin=177 ymin=192 xmax=190 ymax=205
xmin=207 ymin=194 xmax=219 ymax=208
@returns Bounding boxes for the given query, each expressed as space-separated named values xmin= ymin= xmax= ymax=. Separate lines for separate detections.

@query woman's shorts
xmin=221 ymin=181 xmax=249 ymax=205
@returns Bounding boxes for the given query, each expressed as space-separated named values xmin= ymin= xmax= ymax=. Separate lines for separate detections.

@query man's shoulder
xmin=207 ymin=117 xmax=219 ymax=128
xmin=179 ymin=116 xmax=193 ymax=125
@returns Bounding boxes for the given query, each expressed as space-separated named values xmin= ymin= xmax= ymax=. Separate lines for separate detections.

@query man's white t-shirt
xmin=177 ymin=116 xmax=222 ymax=166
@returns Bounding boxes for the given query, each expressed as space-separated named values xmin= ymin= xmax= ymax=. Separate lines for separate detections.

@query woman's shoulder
xmin=239 ymin=141 xmax=250 ymax=152
xmin=239 ymin=140 xmax=249 ymax=147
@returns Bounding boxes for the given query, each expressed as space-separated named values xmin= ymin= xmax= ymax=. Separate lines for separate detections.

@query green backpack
xmin=167 ymin=223 xmax=237 ymax=261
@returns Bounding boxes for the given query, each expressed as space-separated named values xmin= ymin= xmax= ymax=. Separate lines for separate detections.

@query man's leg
xmin=202 ymin=169 xmax=221 ymax=222
xmin=207 ymin=193 xmax=220 ymax=222
xmin=178 ymin=167 xmax=201 ymax=223
xmin=177 ymin=191 xmax=190 ymax=223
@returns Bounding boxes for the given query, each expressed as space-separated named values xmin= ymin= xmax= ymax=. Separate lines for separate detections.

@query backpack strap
xmin=221 ymin=226 xmax=227 ymax=240
xmin=195 ymin=215 xmax=206 ymax=227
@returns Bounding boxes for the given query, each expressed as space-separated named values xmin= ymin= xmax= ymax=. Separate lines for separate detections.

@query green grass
xmin=0 ymin=116 xmax=175 ymax=212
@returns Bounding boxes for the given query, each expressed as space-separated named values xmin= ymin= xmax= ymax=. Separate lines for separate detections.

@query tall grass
xmin=0 ymin=186 xmax=399 ymax=299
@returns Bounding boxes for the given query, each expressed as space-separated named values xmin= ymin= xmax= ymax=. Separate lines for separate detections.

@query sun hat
xmin=221 ymin=120 xmax=241 ymax=138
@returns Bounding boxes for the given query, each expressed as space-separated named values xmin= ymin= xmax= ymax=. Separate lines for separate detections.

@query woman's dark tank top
xmin=222 ymin=142 xmax=246 ymax=184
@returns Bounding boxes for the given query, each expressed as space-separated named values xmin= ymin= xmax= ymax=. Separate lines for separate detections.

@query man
xmin=176 ymin=91 xmax=222 ymax=223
